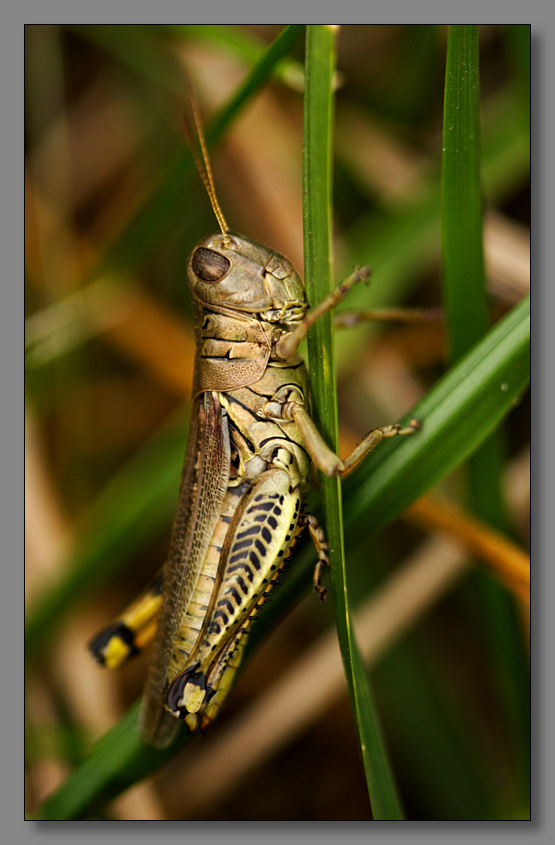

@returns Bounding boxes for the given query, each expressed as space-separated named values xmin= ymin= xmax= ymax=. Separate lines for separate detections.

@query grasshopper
xmin=89 ymin=88 xmax=420 ymax=748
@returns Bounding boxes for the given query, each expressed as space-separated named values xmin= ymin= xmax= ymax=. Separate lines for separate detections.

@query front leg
xmin=260 ymin=387 xmax=419 ymax=598
xmin=294 ymin=409 xmax=421 ymax=477
xmin=274 ymin=266 xmax=371 ymax=360
xmin=261 ymin=385 xmax=420 ymax=478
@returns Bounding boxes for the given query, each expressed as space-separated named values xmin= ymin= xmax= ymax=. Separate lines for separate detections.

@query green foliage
xmin=303 ymin=25 xmax=404 ymax=819
xmin=26 ymin=25 xmax=530 ymax=821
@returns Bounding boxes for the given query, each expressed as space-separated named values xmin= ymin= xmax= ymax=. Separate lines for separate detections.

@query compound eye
xmin=191 ymin=248 xmax=231 ymax=282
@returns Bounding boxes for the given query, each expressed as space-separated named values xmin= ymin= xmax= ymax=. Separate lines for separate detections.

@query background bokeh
xmin=25 ymin=25 xmax=530 ymax=820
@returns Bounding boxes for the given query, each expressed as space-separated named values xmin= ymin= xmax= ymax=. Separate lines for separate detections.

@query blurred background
xmin=25 ymin=25 xmax=530 ymax=820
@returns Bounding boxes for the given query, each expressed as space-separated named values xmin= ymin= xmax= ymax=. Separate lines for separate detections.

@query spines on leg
xmin=165 ymin=462 xmax=302 ymax=723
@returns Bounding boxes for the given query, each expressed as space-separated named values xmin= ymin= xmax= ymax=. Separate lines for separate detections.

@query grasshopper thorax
xmin=187 ymin=232 xmax=307 ymax=324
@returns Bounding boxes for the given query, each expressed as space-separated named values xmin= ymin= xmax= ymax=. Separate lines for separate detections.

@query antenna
xmin=183 ymin=70 xmax=230 ymax=242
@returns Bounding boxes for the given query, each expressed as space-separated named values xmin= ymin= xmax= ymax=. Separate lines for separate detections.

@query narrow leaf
xmin=441 ymin=25 xmax=530 ymax=802
xmin=303 ymin=25 xmax=404 ymax=820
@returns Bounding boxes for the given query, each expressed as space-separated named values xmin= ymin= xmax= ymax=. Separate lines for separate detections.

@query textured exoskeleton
xmin=89 ymin=90 xmax=419 ymax=746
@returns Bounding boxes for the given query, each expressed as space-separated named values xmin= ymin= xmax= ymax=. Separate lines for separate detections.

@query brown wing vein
xmin=139 ymin=391 xmax=230 ymax=746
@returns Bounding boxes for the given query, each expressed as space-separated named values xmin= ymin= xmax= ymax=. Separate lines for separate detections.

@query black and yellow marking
xmin=165 ymin=463 xmax=303 ymax=723
xmin=89 ymin=622 xmax=138 ymax=668
xmin=88 ymin=574 xmax=164 ymax=669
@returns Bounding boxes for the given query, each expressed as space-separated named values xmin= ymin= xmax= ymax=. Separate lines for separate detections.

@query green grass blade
xmin=442 ymin=26 xmax=500 ymax=524
xmin=344 ymin=295 xmax=529 ymax=533
xmin=36 ymin=703 xmax=190 ymax=820
xmin=441 ymin=25 xmax=530 ymax=806
xmin=159 ymin=25 xmax=305 ymax=90
xmin=303 ymin=25 xmax=404 ymax=821
xmin=442 ymin=25 xmax=487 ymax=358
xmin=34 ymin=294 xmax=529 ymax=820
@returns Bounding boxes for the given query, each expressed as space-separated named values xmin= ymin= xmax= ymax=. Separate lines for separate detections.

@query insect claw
xmin=356 ymin=265 xmax=372 ymax=285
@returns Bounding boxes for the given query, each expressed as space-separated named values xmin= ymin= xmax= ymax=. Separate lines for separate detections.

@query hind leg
xmin=88 ymin=570 xmax=164 ymax=669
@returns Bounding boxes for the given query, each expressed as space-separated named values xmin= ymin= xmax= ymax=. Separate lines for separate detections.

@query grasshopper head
xmin=187 ymin=233 xmax=307 ymax=322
